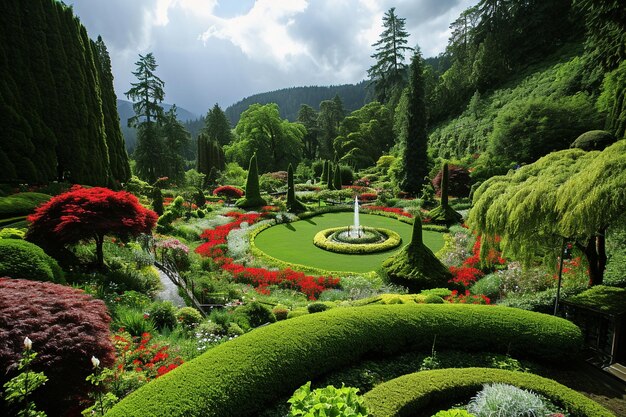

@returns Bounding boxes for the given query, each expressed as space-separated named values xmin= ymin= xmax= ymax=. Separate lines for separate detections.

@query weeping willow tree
xmin=468 ymin=140 xmax=626 ymax=286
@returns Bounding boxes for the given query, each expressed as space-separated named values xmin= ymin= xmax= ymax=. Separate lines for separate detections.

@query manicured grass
xmin=253 ymin=213 xmax=444 ymax=273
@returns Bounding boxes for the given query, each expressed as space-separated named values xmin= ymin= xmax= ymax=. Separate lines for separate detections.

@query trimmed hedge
xmin=313 ymin=226 xmax=402 ymax=254
xmin=0 ymin=192 xmax=51 ymax=218
xmin=363 ymin=368 xmax=615 ymax=417
xmin=0 ymin=239 xmax=64 ymax=283
xmin=105 ymin=304 xmax=582 ymax=417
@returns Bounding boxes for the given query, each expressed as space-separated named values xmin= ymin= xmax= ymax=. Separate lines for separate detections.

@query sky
xmin=70 ymin=0 xmax=479 ymax=116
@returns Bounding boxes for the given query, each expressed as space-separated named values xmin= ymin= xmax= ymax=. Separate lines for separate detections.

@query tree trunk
xmin=95 ymin=233 xmax=105 ymax=269
xmin=580 ymin=231 xmax=606 ymax=286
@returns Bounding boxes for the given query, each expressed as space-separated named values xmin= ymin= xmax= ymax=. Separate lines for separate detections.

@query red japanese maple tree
xmin=27 ymin=186 xmax=158 ymax=267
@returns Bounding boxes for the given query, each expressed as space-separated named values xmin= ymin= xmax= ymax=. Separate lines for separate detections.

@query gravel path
xmin=154 ymin=267 xmax=186 ymax=307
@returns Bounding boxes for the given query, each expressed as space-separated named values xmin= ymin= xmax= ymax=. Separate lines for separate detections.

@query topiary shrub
xmin=106 ymin=305 xmax=582 ymax=417
xmin=428 ymin=162 xmax=463 ymax=226
xmin=0 ymin=239 xmax=64 ymax=283
xmin=333 ymin=163 xmax=343 ymax=190
xmin=272 ymin=306 xmax=289 ymax=321
xmin=363 ymin=368 xmax=613 ymax=417
xmin=236 ymin=154 xmax=267 ymax=208
xmin=570 ymin=130 xmax=617 ymax=151
xmin=0 ymin=227 xmax=26 ymax=239
xmin=307 ymin=302 xmax=329 ymax=314
xmin=382 ymin=214 xmax=452 ymax=292
xmin=287 ymin=164 xmax=307 ymax=213
xmin=234 ymin=301 xmax=276 ymax=329
xmin=0 ymin=278 xmax=115 ymax=416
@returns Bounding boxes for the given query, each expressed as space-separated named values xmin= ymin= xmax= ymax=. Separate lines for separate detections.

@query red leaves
xmin=449 ymin=266 xmax=484 ymax=288
xmin=112 ymin=331 xmax=183 ymax=381
xmin=445 ymin=290 xmax=491 ymax=305
xmin=27 ymin=186 xmax=158 ymax=247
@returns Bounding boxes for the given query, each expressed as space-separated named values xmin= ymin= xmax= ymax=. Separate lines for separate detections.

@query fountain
xmin=349 ymin=196 xmax=362 ymax=238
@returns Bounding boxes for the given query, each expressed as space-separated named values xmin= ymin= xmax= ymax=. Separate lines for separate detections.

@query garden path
xmin=155 ymin=268 xmax=185 ymax=307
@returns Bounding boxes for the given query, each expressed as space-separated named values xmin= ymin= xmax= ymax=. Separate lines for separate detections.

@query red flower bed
xmin=194 ymin=211 xmax=339 ymax=299
xmin=365 ymin=205 xmax=413 ymax=218
xmin=463 ymin=235 xmax=506 ymax=268
xmin=445 ymin=290 xmax=491 ymax=305
xmin=359 ymin=193 xmax=377 ymax=202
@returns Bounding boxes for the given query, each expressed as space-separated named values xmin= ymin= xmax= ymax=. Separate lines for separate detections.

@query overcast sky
xmin=70 ymin=0 xmax=479 ymax=116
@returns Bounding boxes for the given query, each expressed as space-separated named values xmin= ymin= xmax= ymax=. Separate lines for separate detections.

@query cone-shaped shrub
xmin=152 ymin=187 xmax=164 ymax=215
xmin=287 ymin=164 xmax=307 ymax=213
xmin=428 ymin=162 xmax=462 ymax=226
xmin=236 ymin=153 xmax=267 ymax=208
xmin=326 ymin=162 xmax=335 ymax=190
xmin=382 ymin=213 xmax=452 ymax=292
xmin=321 ymin=160 xmax=328 ymax=183
xmin=333 ymin=163 xmax=342 ymax=190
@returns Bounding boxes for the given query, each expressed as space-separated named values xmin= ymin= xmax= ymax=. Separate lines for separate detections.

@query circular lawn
xmin=253 ymin=212 xmax=444 ymax=273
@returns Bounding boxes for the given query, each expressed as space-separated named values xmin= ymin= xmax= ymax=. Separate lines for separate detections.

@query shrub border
xmin=106 ymin=304 xmax=582 ymax=417
xmin=313 ymin=226 xmax=402 ymax=254
xmin=363 ymin=367 xmax=615 ymax=417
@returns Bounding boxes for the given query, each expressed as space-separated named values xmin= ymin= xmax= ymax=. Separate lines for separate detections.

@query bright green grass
xmin=254 ymin=212 xmax=444 ymax=273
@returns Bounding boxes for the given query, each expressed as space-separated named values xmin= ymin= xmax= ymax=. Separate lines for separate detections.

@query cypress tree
xmin=321 ymin=160 xmax=328 ymax=183
xmin=333 ymin=163 xmax=342 ymax=190
xmin=286 ymin=163 xmax=306 ymax=213
xmin=196 ymin=133 xmax=208 ymax=178
xmin=152 ymin=187 xmax=164 ymax=216
xmin=236 ymin=153 xmax=267 ymax=208
xmin=399 ymin=50 xmax=428 ymax=195
xmin=326 ymin=163 xmax=334 ymax=190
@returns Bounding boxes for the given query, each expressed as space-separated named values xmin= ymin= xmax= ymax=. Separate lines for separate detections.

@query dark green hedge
xmin=106 ymin=305 xmax=581 ymax=417
xmin=0 ymin=192 xmax=51 ymax=218
xmin=363 ymin=368 xmax=615 ymax=417
xmin=0 ymin=239 xmax=64 ymax=283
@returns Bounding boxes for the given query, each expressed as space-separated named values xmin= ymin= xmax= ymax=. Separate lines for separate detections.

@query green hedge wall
xmin=106 ymin=304 xmax=582 ymax=417
xmin=363 ymin=368 xmax=615 ymax=417
xmin=313 ymin=226 xmax=402 ymax=254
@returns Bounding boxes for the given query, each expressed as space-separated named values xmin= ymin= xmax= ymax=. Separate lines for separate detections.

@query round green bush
xmin=432 ymin=410 xmax=476 ymax=417
xmin=287 ymin=382 xmax=369 ymax=417
xmin=272 ymin=306 xmax=289 ymax=321
xmin=234 ymin=301 xmax=276 ymax=329
xmin=106 ymin=305 xmax=582 ymax=417
xmin=148 ymin=301 xmax=178 ymax=331
xmin=0 ymin=239 xmax=63 ymax=283
xmin=314 ymin=227 xmax=402 ymax=254
xmin=177 ymin=307 xmax=203 ymax=330
xmin=470 ymin=274 xmax=502 ymax=300
xmin=363 ymin=368 xmax=614 ymax=417
xmin=307 ymin=302 xmax=329 ymax=314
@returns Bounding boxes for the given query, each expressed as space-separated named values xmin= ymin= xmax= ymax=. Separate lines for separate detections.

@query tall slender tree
xmin=297 ymin=104 xmax=319 ymax=160
xmin=204 ymin=103 xmax=233 ymax=146
xmin=161 ymin=105 xmax=190 ymax=184
xmin=367 ymin=8 xmax=413 ymax=103
xmin=125 ymin=53 xmax=165 ymax=183
xmin=398 ymin=50 xmax=429 ymax=195
xmin=317 ymin=95 xmax=345 ymax=160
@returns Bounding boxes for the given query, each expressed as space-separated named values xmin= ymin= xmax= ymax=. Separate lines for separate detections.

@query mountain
xmin=117 ymin=99 xmax=200 ymax=152
xmin=224 ymin=82 xmax=368 ymax=125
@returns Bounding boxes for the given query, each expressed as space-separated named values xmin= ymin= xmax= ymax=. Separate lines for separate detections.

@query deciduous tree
xmin=26 ymin=186 xmax=158 ymax=268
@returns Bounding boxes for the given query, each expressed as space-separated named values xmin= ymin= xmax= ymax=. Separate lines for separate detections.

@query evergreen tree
xmin=326 ymin=163 xmax=335 ymax=190
xmin=399 ymin=51 xmax=429 ymax=195
xmin=94 ymin=36 xmax=131 ymax=184
xmin=161 ymin=105 xmax=191 ymax=184
xmin=320 ymin=160 xmax=328 ymax=183
xmin=297 ymin=104 xmax=319 ymax=160
xmin=204 ymin=103 xmax=233 ymax=146
xmin=367 ymin=8 xmax=413 ymax=103
xmin=318 ymin=96 xmax=344 ymax=160
xmin=125 ymin=53 xmax=165 ymax=183
xmin=333 ymin=163 xmax=342 ymax=190
xmin=236 ymin=153 xmax=267 ymax=208
xmin=428 ymin=162 xmax=463 ymax=226
xmin=286 ymin=163 xmax=306 ymax=213
xmin=197 ymin=132 xmax=225 ymax=187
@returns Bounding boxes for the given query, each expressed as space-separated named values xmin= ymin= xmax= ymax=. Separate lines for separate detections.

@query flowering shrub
xmin=354 ymin=177 xmax=370 ymax=187
xmin=445 ymin=290 xmax=491 ymax=304
xmin=449 ymin=266 xmax=485 ymax=289
xmin=213 ymin=185 xmax=244 ymax=199
xmin=463 ymin=235 xmax=506 ymax=269
xmin=111 ymin=331 xmax=183 ymax=381
xmin=364 ymin=206 xmax=413 ymax=218
xmin=359 ymin=192 xmax=377 ymax=202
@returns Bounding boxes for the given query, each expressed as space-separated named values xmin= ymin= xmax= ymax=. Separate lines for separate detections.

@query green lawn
xmin=253 ymin=212 xmax=444 ymax=273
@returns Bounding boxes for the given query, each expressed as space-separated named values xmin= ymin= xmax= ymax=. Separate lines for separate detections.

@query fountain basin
xmin=313 ymin=226 xmax=402 ymax=254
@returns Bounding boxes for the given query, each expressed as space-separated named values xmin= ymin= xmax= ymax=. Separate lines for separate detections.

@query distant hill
xmin=224 ymin=82 xmax=368 ymax=125
xmin=117 ymin=99 xmax=199 ymax=152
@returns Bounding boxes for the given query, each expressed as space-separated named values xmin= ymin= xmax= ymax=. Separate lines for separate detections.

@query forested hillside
xmin=0 ymin=0 xmax=130 ymax=186
xmin=224 ymin=82 xmax=368 ymax=125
